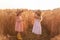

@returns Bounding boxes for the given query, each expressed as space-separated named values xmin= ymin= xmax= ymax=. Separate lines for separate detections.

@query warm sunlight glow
xmin=0 ymin=0 xmax=60 ymax=10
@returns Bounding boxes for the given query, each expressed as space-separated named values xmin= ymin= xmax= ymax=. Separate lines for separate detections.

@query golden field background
xmin=0 ymin=8 xmax=60 ymax=40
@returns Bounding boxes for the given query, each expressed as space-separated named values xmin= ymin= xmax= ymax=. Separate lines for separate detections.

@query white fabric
xmin=32 ymin=19 xmax=42 ymax=34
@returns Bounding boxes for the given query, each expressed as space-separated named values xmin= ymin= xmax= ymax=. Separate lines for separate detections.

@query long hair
xmin=16 ymin=10 xmax=23 ymax=16
xmin=35 ymin=10 xmax=41 ymax=17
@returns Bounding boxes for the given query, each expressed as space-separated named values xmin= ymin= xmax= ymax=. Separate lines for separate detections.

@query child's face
xmin=34 ymin=13 xmax=39 ymax=19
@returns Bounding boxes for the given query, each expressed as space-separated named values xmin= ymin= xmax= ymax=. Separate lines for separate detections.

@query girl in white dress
xmin=32 ymin=10 xmax=42 ymax=35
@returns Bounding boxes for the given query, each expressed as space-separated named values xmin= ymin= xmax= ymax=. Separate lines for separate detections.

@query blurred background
xmin=0 ymin=0 xmax=60 ymax=40
xmin=0 ymin=0 xmax=60 ymax=10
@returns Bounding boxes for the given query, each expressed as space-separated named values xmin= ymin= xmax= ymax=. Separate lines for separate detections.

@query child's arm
xmin=40 ymin=16 xmax=43 ymax=22
xmin=19 ymin=16 xmax=24 ymax=22
xmin=40 ymin=12 xmax=44 ymax=22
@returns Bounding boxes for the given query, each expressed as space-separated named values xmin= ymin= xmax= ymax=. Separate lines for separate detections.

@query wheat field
xmin=0 ymin=8 xmax=60 ymax=40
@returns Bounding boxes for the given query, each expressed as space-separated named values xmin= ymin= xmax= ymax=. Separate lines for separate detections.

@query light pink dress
xmin=15 ymin=16 xmax=24 ymax=32
xmin=32 ymin=19 xmax=42 ymax=34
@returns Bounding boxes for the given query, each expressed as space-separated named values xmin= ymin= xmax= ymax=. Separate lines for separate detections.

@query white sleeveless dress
xmin=32 ymin=19 xmax=42 ymax=34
